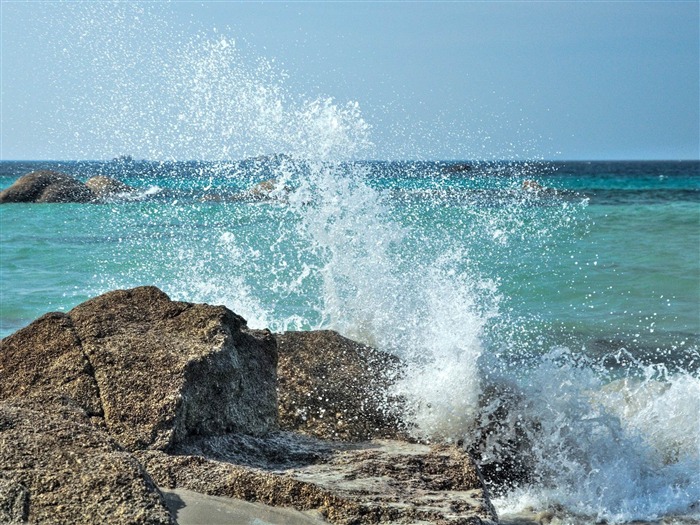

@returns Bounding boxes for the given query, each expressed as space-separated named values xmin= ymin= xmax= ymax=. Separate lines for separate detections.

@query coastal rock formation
xmin=0 ymin=286 xmax=498 ymax=524
xmin=85 ymin=175 xmax=136 ymax=199
xmin=0 ymin=286 xmax=278 ymax=450
xmin=0 ymin=170 xmax=96 ymax=203
xmin=138 ymin=438 xmax=498 ymax=525
xmin=0 ymin=399 xmax=174 ymax=524
xmin=276 ymin=330 xmax=406 ymax=441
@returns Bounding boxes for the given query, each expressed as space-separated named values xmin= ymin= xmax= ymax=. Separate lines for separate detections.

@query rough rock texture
xmin=0 ymin=311 xmax=104 ymax=418
xmin=137 ymin=438 xmax=498 ymax=525
xmin=0 ymin=478 xmax=29 ymax=524
xmin=1 ymin=286 xmax=498 ymax=524
xmin=276 ymin=330 xmax=406 ymax=441
xmin=0 ymin=399 xmax=174 ymax=524
xmin=0 ymin=286 xmax=278 ymax=450
xmin=0 ymin=170 xmax=96 ymax=203
xmin=85 ymin=175 xmax=136 ymax=199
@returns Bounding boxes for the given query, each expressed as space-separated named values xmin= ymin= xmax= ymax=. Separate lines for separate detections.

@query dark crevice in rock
xmin=71 ymin=323 xmax=107 ymax=421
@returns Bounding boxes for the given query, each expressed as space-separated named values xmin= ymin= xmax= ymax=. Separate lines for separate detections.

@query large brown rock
xmin=0 ymin=286 xmax=278 ymax=450
xmin=0 ymin=399 xmax=174 ymax=524
xmin=0 ymin=288 xmax=499 ymax=524
xmin=0 ymin=170 xmax=95 ymax=203
xmin=276 ymin=330 xmax=405 ymax=441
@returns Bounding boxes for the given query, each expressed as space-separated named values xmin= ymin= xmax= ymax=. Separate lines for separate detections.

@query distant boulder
xmin=522 ymin=179 xmax=544 ymax=192
xmin=0 ymin=286 xmax=278 ymax=451
xmin=85 ymin=175 xmax=136 ymax=200
xmin=443 ymin=163 xmax=473 ymax=174
xmin=246 ymin=178 xmax=291 ymax=201
xmin=0 ymin=170 xmax=95 ymax=203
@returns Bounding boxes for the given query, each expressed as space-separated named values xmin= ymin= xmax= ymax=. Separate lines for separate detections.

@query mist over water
xmin=4 ymin=3 xmax=699 ymax=523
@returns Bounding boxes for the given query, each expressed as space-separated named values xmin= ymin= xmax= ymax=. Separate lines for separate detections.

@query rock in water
xmin=276 ymin=330 xmax=406 ymax=441
xmin=0 ymin=286 xmax=278 ymax=450
xmin=0 ymin=170 xmax=95 ymax=203
xmin=85 ymin=175 xmax=136 ymax=200
xmin=0 ymin=399 xmax=174 ymax=524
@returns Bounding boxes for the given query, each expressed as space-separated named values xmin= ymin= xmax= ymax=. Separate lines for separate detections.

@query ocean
xmin=1 ymin=158 xmax=698 ymax=523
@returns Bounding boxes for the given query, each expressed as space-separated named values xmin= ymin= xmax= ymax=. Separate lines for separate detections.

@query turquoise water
xmin=2 ymin=160 xmax=698 ymax=368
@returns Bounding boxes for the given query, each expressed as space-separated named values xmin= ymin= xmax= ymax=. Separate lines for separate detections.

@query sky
xmin=1 ymin=1 xmax=698 ymax=161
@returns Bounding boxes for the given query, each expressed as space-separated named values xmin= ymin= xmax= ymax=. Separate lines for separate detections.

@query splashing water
xmin=12 ymin=3 xmax=700 ymax=523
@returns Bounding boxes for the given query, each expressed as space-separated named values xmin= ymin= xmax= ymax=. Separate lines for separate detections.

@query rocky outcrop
xmin=85 ymin=175 xmax=136 ymax=199
xmin=138 ymin=438 xmax=497 ymax=525
xmin=0 ymin=170 xmax=96 ymax=203
xmin=276 ymin=330 xmax=406 ymax=441
xmin=0 ymin=286 xmax=497 ymax=524
xmin=0 ymin=286 xmax=278 ymax=450
xmin=0 ymin=399 xmax=174 ymax=524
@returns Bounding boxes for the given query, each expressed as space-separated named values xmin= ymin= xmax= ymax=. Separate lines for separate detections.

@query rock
xmin=444 ymin=163 xmax=472 ymax=174
xmin=0 ymin=170 xmax=95 ymax=203
xmin=246 ymin=178 xmax=292 ymax=201
xmin=0 ymin=286 xmax=278 ymax=451
xmin=0 ymin=311 xmax=104 ymax=418
xmin=85 ymin=175 xmax=136 ymax=200
xmin=137 ymin=438 xmax=498 ymax=525
xmin=1 ymin=288 xmax=499 ymax=524
xmin=521 ymin=180 xmax=543 ymax=192
xmin=468 ymin=381 xmax=537 ymax=493
xmin=276 ymin=330 xmax=406 ymax=441
xmin=0 ymin=479 xmax=29 ymax=524
xmin=0 ymin=399 xmax=174 ymax=524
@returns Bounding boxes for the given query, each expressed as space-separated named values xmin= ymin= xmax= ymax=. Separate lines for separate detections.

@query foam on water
xmin=28 ymin=3 xmax=700 ymax=522
xmin=488 ymin=351 xmax=700 ymax=523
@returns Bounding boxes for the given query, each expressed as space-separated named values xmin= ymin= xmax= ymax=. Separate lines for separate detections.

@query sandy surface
xmin=162 ymin=487 xmax=328 ymax=525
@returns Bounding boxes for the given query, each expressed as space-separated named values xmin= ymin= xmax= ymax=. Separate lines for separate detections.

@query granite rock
xmin=85 ymin=175 xmax=136 ymax=199
xmin=0 ymin=287 xmax=499 ymax=524
xmin=0 ymin=170 xmax=95 ymax=203
xmin=276 ymin=330 xmax=406 ymax=442
xmin=0 ymin=286 xmax=278 ymax=451
xmin=0 ymin=399 xmax=174 ymax=524
xmin=137 ymin=437 xmax=498 ymax=525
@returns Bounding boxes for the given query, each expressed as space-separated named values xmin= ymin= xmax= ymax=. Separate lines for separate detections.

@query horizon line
xmin=1 ymin=158 xmax=698 ymax=163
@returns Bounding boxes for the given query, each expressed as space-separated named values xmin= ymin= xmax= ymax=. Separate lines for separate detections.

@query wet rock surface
xmin=276 ymin=330 xmax=406 ymax=441
xmin=0 ymin=286 xmax=497 ymax=524
xmin=138 ymin=438 xmax=497 ymax=525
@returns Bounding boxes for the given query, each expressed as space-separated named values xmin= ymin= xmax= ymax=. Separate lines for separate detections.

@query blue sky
xmin=1 ymin=1 xmax=698 ymax=160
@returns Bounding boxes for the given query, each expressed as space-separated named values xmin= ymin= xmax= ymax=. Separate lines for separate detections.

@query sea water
xmin=1 ymin=3 xmax=699 ymax=523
